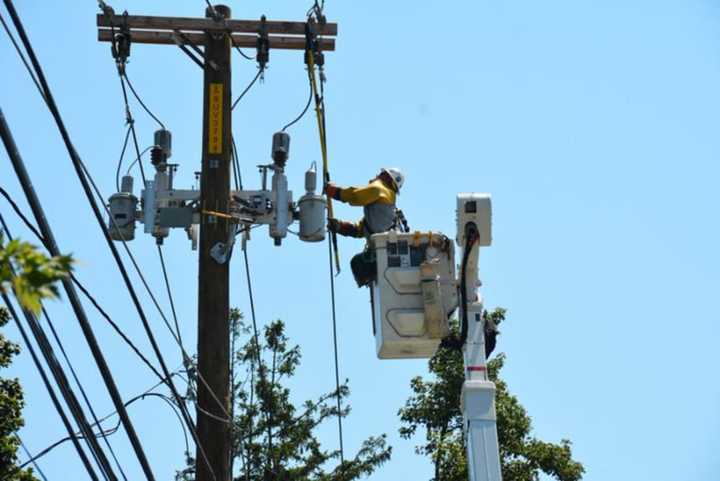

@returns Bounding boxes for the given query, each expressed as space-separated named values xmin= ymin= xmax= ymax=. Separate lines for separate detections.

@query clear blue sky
xmin=2 ymin=1 xmax=719 ymax=480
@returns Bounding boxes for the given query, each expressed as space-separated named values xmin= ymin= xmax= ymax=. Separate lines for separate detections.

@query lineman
xmin=325 ymin=167 xmax=405 ymax=287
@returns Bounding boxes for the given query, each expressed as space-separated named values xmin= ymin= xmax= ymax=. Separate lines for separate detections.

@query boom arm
xmin=457 ymin=193 xmax=502 ymax=481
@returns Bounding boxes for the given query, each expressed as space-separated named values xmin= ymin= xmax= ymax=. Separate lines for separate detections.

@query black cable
xmin=17 ymin=436 xmax=49 ymax=481
xmin=280 ymin=76 xmax=313 ymax=132
xmin=0 ymin=11 xmax=44 ymax=102
xmin=0 ymin=218 xmax=100 ymax=481
xmin=38 ymin=304 xmax=129 ymax=481
xmin=122 ymin=71 xmax=165 ymax=131
xmin=117 ymin=74 xmax=147 ymax=182
xmin=231 ymin=135 xmax=241 ymax=191
xmin=319 ymin=76 xmax=345 ymax=464
xmin=1 ymin=212 xmax=129 ymax=480
xmin=241 ymin=246 xmax=275 ymax=473
xmin=115 ymin=124 xmax=132 ymax=192
xmin=1 ymin=295 xmax=101 ymax=481
xmin=231 ymin=68 xmax=263 ymax=110
xmin=157 ymin=245 xmax=183 ymax=347
xmin=459 ymin=228 xmax=478 ymax=345
xmin=20 ymin=371 xmax=188 ymax=470
xmin=204 ymin=0 xmax=219 ymax=19
xmin=0 ymin=4 xmax=157 ymax=476
xmin=234 ymin=45 xmax=253 ymax=60
xmin=0 ymin=185 xmax=164 ymax=382
xmin=1 ymin=113 xmax=121 ymax=481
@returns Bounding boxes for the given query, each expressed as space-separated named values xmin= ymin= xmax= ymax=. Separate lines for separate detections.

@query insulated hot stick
xmin=306 ymin=34 xmax=340 ymax=273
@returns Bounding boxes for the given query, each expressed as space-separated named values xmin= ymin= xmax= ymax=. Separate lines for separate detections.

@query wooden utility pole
xmin=197 ymin=5 xmax=232 ymax=481
xmin=97 ymin=6 xmax=336 ymax=481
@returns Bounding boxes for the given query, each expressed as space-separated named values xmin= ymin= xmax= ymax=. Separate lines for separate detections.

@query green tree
xmin=0 ymin=234 xmax=72 ymax=480
xmin=399 ymin=309 xmax=584 ymax=481
xmin=177 ymin=312 xmax=391 ymax=481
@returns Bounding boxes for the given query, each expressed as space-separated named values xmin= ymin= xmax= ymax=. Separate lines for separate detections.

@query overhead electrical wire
xmin=303 ymin=13 xmax=346 ymax=463
xmin=0 ymin=185 xmax=164 ymax=382
xmin=19 ymin=369 xmax=188 ymax=470
xmin=280 ymin=78 xmax=313 ymax=132
xmin=17 ymin=436 xmax=49 ymax=481
xmin=2 ymin=2 xmax=167 ymax=477
xmin=1 ymin=106 xmax=129 ymax=480
xmin=231 ymin=68 xmax=263 ymax=110
xmin=0 ymin=11 xmax=44 ymax=102
xmin=0 ymin=213 xmax=129 ymax=481
xmin=122 ymin=71 xmax=166 ymax=131
xmin=0 ymin=295 xmax=100 ymax=481
xmin=114 ymin=124 xmax=132 ymax=192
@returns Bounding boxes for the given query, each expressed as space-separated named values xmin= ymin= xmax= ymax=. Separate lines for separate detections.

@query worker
xmin=325 ymin=167 xmax=405 ymax=287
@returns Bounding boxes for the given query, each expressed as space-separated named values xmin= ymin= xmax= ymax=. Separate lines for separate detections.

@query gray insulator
xmin=271 ymin=131 xmax=290 ymax=166
xmin=305 ymin=163 xmax=317 ymax=194
xmin=298 ymin=194 xmax=326 ymax=242
xmin=120 ymin=175 xmax=134 ymax=194
xmin=154 ymin=129 xmax=172 ymax=159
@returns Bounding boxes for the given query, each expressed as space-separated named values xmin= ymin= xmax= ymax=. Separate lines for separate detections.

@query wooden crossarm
xmin=96 ymin=14 xmax=337 ymax=37
xmin=97 ymin=28 xmax=335 ymax=51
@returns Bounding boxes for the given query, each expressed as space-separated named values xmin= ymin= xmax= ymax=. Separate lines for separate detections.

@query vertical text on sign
xmin=208 ymin=83 xmax=223 ymax=155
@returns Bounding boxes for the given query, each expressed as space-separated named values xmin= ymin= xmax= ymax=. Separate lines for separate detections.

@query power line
xmin=0 ymin=3 xmax=157 ymax=475
xmin=122 ymin=71 xmax=166 ymax=130
xmin=114 ymin=124 xmax=132 ymax=192
xmin=0 ymin=11 xmax=44 ymax=102
xmin=280 ymin=75 xmax=313 ymax=132
xmin=1 ymin=111 xmax=123 ymax=481
xmin=157 ymin=245 xmax=183 ymax=347
xmin=17 ymin=436 xmax=49 ymax=481
xmin=231 ymin=68 xmax=263 ymax=110
xmin=0 ymin=289 xmax=99 ymax=480
xmin=0 ymin=185 xmax=164 ymax=382
xmin=20 ymin=369 xmax=189 ymax=471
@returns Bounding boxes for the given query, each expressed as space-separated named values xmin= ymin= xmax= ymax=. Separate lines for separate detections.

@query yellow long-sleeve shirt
xmin=334 ymin=180 xmax=397 ymax=238
xmin=339 ymin=179 xmax=396 ymax=206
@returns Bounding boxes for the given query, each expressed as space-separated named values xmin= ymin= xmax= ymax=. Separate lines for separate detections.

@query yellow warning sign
xmin=208 ymin=83 xmax=223 ymax=154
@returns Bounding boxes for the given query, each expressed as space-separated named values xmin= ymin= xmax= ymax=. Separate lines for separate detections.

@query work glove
xmin=324 ymin=182 xmax=342 ymax=200
xmin=327 ymin=217 xmax=340 ymax=233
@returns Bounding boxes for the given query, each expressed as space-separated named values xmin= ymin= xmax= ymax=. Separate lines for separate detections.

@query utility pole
xmin=97 ymin=7 xmax=337 ymax=481
xmin=197 ymin=5 xmax=232 ymax=481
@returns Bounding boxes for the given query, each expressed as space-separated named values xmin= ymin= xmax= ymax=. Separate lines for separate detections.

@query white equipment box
xmin=371 ymin=231 xmax=457 ymax=359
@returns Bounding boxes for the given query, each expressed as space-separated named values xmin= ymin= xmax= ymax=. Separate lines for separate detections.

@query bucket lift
xmin=371 ymin=193 xmax=501 ymax=481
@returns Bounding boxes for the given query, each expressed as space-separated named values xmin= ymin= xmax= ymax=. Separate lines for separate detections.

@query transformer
xmin=108 ymin=175 xmax=138 ymax=241
xmin=298 ymin=163 xmax=326 ymax=242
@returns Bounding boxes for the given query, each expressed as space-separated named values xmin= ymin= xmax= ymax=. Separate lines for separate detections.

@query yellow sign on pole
xmin=208 ymin=83 xmax=223 ymax=154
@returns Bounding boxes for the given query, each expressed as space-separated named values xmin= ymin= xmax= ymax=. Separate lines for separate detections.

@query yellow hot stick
xmin=308 ymin=50 xmax=341 ymax=274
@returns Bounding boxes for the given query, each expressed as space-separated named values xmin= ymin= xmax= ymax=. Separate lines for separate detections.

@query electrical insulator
xmin=271 ymin=131 xmax=290 ymax=168
xmin=151 ymin=129 xmax=172 ymax=170
xmin=154 ymin=129 xmax=172 ymax=159
xmin=108 ymin=175 xmax=138 ymax=241
xmin=298 ymin=162 xmax=326 ymax=242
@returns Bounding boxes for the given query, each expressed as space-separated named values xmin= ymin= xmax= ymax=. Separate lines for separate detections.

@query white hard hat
xmin=381 ymin=167 xmax=404 ymax=192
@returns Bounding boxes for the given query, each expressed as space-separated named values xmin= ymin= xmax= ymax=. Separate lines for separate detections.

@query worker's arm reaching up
xmin=325 ymin=179 xmax=396 ymax=206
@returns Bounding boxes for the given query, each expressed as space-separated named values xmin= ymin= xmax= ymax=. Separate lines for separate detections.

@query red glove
xmin=324 ymin=182 xmax=342 ymax=201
